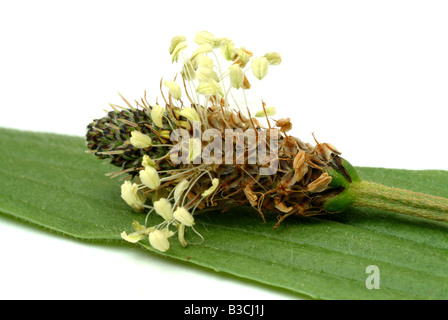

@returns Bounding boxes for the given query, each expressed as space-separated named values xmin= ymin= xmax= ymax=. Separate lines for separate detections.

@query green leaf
xmin=1 ymin=127 xmax=447 ymax=299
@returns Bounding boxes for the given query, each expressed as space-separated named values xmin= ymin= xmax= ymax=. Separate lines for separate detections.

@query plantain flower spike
xmin=87 ymin=30 xmax=372 ymax=254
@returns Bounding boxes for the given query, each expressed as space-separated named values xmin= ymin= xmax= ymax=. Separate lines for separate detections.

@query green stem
xmin=350 ymin=181 xmax=448 ymax=223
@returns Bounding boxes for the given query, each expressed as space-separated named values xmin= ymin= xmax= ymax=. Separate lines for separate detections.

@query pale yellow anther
xmin=130 ymin=131 xmax=152 ymax=149
xmin=196 ymin=55 xmax=214 ymax=69
xmin=141 ymin=154 xmax=155 ymax=168
xmin=151 ymin=104 xmax=165 ymax=128
xmin=173 ymin=207 xmax=195 ymax=227
xmin=159 ymin=130 xmax=171 ymax=140
xmin=177 ymin=224 xmax=187 ymax=247
xmin=182 ymin=58 xmax=197 ymax=81
xmin=196 ymin=79 xmax=224 ymax=97
xmin=173 ymin=179 xmax=189 ymax=203
xmin=163 ymin=80 xmax=182 ymax=100
xmin=120 ymin=231 xmax=145 ymax=243
xmin=189 ymin=138 xmax=202 ymax=163
xmin=153 ymin=198 xmax=174 ymax=221
xmin=214 ymin=37 xmax=231 ymax=48
xmin=264 ymin=52 xmax=282 ymax=65
xmin=149 ymin=229 xmax=174 ymax=252
xmin=251 ymin=57 xmax=269 ymax=80
xmin=255 ymin=106 xmax=277 ymax=118
xmin=194 ymin=31 xmax=216 ymax=46
xmin=131 ymin=220 xmax=146 ymax=232
xmin=160 ymin=228 xmax=175 ymax=238
xmin=229 ymin=64 xmax=244 ymax=89
xmin=121 ymin=221 xmax=155 ymax=244
xmin=196 ymin=65 xmax=219 ymax=83
xmin=120 ymin=181 xmax=145 ymax=212
xmin=169 ymin=35 xmax=186 ymax=54
xmin=180 ymin=107 xmax=200 ymax=122
xmin=172 ymin=41 xmax=187 ymax=63
xmin=191 ymin=45 xmax=213 ymax=59
xmin=169 ymin=35 xmax=187 ymax=63
xmin=139 ymin=166 xmax=161 ymax=190
xmin=220 ymin=39 xmax=235 ymax=61
xmin=234 ymin=48 xmax=251 ymax=67
xmin=202 ymin=178 xmax=219 ymax=197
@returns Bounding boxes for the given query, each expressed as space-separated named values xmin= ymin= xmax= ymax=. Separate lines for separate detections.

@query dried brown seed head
xmin=307 ymin=172 xmax=332 ymax=193
xmin=275 ymin=118 xmax=293 ymax=133
xmin=274 ymin=198 xmax=294 ymax=213
xmin=293 ymin=150 xmax=309 ymax=182
xmin=244 ymin=185 xmax=258 ymax=208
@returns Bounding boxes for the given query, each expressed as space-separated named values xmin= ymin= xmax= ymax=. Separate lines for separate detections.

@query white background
xmin=0 ymin=0 xmax=447 ymax=299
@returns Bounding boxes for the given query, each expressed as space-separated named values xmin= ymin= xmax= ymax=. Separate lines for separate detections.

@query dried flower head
xmin=275 ymin=118 xmax=293 ymax=132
